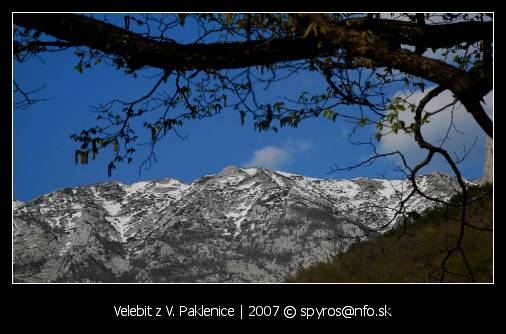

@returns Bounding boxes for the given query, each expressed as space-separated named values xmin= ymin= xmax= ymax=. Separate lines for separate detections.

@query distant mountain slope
xmin=13 ymin=166 xmax=470 ymax=282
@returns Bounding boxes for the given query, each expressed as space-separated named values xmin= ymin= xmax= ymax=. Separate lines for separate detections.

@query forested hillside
xmin=287 ymin=184 xmax=493 ymax=283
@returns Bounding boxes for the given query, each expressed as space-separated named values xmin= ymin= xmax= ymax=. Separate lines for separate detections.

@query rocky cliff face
xmin=481 ymin=137 xmax=493 ymax=184
xmin=13 ymin=167 xmax=467 ymax=283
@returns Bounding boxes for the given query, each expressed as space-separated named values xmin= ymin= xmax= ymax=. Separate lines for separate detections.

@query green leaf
xmin=75 ymin=62 xmax=83 ymax=74
xmin=113 ymin=139 xmax=119 ymax=153
xmin=225 ymin=14 xmax=234 ymax=25
xmin=303 ymin=22 xmax=317 ymax=38
xmin=391 ymin=122 xmax=401 ymax=134
xmin=358 ymin=117 xmax=368 ymax=127
xmin=410 ymin=122 xmax=420 ymax=132
xmin=323 ymin=109 xmax=335 ymax=120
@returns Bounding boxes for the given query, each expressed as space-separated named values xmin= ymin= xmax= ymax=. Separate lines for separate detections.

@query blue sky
xmin=13 ymin=15 xmax=492 ymax=201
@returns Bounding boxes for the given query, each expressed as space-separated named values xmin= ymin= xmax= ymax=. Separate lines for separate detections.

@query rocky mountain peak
xmin=13 ymin=168 xmax=468 ymax=283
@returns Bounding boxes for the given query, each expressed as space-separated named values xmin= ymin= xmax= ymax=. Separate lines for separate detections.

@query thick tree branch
xmin=14 ymin=13 xmax=493 ymax=137
xmin=347 ymin=17 xmax=492 ymax=50
xmin=306 ymin=14 xmax=493 ymax=138
xmin=13 ymin=13 xmax=342 ymax=71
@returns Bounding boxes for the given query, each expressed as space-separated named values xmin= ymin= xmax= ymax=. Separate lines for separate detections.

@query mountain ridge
xmin=13 ymin=166 xmax=469 ymax=283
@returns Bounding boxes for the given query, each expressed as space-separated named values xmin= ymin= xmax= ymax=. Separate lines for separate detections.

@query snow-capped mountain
xmin=13 ymin=166 xmax=467 ymax=283
xmin=13 ymin=200 xmax=24 ymax=210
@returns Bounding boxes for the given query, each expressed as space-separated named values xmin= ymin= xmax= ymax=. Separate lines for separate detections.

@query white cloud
xmin=378 ymin=87 xmax=492 ymax=168
xmin=243 ymin=146 xmax=292 ymax=169
xmin=285 ymin=138 xmax=314 ymax=153
xmin=243 ymin=138 xmax=314 ymax=170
